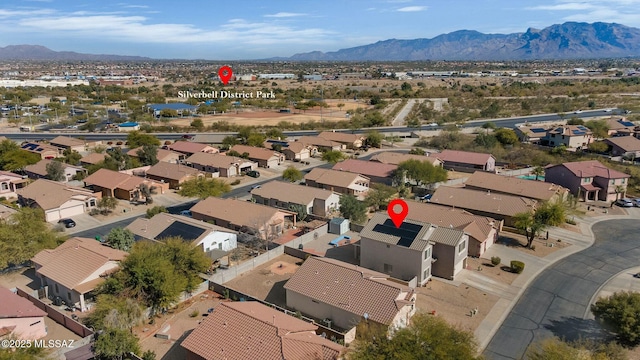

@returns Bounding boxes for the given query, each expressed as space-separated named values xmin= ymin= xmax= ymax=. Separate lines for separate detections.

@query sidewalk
xmin=474 ymin=213 xmax=634 ymax=352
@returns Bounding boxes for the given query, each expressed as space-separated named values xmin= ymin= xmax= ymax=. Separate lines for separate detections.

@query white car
xmin=426 ymin=123 xmax=438 ymax=127
xmin=573 ymin=110 xmax=583 ymax=114
xmin=604 ymin=109 xmax=613 ymax=112
xmin=616 ymin=198 xmax=634 ymax=207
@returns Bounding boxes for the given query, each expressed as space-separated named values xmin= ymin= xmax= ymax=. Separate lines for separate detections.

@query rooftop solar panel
xmin=572 ymin=130 xmax=586 ymax=135
xmin=372 ymin=220 xmax=424 ymax=248
xmin=577 ymin=126 xmax=589 ymax=131
xmin=155 ymin=221 xmax=206 ymax=242
xmin=530 ymin=128 xmax=547 ymax=133
xmin=619 ymin=120 xmax=635 ymax=127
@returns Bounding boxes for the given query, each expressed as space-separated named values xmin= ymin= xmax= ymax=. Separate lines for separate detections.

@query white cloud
xmin=396 ymin=6 xmax=427 ymax=12
xmin=526 ymin=0 xmax=640 ymax=26
xmin=122 ymin=5 xmax=149 ymax=8
xmin=526 ymin=3 xmax=597 ymax=11
xmin=264 ymin=12 xmax=307 ymax=18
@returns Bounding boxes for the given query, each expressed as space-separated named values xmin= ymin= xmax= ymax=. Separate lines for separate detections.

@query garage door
xmin=48 ymin=204 xmax=85 ymax=222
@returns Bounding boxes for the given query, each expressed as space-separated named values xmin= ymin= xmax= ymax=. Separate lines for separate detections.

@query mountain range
xmin=289 ymin=22 xmax=640 ymax=61
xmin=0 ymin=45 xmax=150 ymax=61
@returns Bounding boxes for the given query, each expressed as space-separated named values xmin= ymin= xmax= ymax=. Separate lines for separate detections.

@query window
xmin=67 ymin=292 xmax=71 ymax=301
xmin=384 ymin=263 xmax=393 ymax=273
xmin=611 ymin=179 xmax=615 ymax=185
xmin=218 ymin=243 xmax=222 ymax=250
xmin=55 ymin=284 xmax=59 ymax=294
xmin=0 ymin=183 xmax=7 ymax=191
xmin=424 ymin=248 xmax=431 ymax=260
xmin=423 ymin=270 xmax=428 ymax=280
xmin=622 ymin=178 xmax=626 ymax=184
xmin=458 ymin=241 xmax=466 ymax=253
xmin=30 ymin=320 xmax=41 ymax=326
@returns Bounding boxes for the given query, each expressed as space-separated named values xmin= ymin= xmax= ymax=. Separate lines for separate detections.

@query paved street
xmin=484 ymin=218 xmax=640 ymax=359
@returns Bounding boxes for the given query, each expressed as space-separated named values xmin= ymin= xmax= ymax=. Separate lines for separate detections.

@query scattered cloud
xmin=396 ymin=6 xmax=427 ymax=12
xmin=526 ymin=3 xmax=597 ymax=11
xmin=122 ymin=5 xmax=150 ymax=9
xmin=526 ymin=0 xmax=640 ymax=26
xmin=264 ymin=12 xmax=307 ymax=18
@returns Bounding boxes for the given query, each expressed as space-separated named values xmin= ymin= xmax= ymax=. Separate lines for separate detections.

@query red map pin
xmin=387 ymin=199 xmax=409 ymax=228
xmin=218 ymin=65 xmax=233 ymax=85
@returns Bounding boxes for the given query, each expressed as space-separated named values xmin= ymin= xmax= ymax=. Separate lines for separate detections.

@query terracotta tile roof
xmin=230 ymin=145 xmax=281 ymax=161
xmin=181 ymin=301 xmax=343 ymax=360
xmin=285 ymin=142 xmax=307 ymax=153
xmin=84 ymin=168 xmax=144 ymax=191
xmin=304 ymin=168 xmax=370 ymax=188
xmin=284 ymin=256 xmax=413 ymax=325
xmin=465 ymin=171 xmax=566 ymax=201
xmin=370 ymin=152 xmax=441 ymax=165
xmin=31 ymin=237 xmax=127 ymax=293
xmin=190 ymin=197 xmax=295 ymax=229
xmin=318 ymin=131 xmax=363 ymax=144
xmin=0 ymin=286 xmax=46 ymax=318
xmin=126 ymin=212 xmax=235 ymax=245
xmin=185 ymin=152 xmax=252 ymax=169
xmin=80 ymin=153 xmax=107 ymax=165
xmin=436 ymin=150 xmax=494 ymax=166
xmin=126 ymin=147 xmax=182 ymax=162
xmin=332 ymin=159 xmax=397 ymax=178
xmin=604 ymin=136 xmax=640 ymax=152
xmin=167 ymin=141 xmax=216 ymax=154
xmin=251 ymin=181 xmax=336 ymax=205
xmin=24 ymin=159 xmax=85 ymax=178
xmin=17 ymin=179 xmax=98 ymax=210
xmin=297 ymin=136 xmax=341 ymax=148
xmin=405 ymin=201 xmax=498 ymax=244
xmin=430 ymin=186 xmax=537 ymax=217
xmin=50 ymin=136 xmax=84 ymax=148
xmin=547 ymin=160 xmax=629 ymax=179
xmin=145 ymin=162 xmax=200 ymax=181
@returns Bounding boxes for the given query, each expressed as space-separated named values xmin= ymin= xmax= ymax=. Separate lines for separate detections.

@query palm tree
xmin=615 ymin=185 xmax=625 ymax=200
xmin=532 ymin=166 xmax=545 ymax=181
xmin=514 ymin=211 xmax=545 ymax=249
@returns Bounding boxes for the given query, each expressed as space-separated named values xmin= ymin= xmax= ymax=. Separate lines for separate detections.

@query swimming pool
xmin=518 ymin=175 xmax=545 ymax=181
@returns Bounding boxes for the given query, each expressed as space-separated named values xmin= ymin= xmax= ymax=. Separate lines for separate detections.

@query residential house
xmin=406 ymin=201 xmax=501 ymax=258
xmin=370 ymin=152 xmax=443 ymax=167
xmin=79 ymin=153 xmax=107 ymax=167
xmin=360 ymin=213 xmax=468 ymax=282
xmin=144 ymin=162 xmax=202 ymax=189
xmin=166 ymin=141 xmax=219 ymax=156
xmin=181 ymin=301 xmax=343 ymax=360
xmin=436 ymin=150 xmax=496 ymax=173
xmin=229 ymin=145 xmax=284 ymax=168
xmin=332 ymin=159 xmax=397 ymax=185
xmin=190 ymin=197 xmax=296 ymax=237
xmin=304 ymin=168 xmax=370 ymax=198
xmin=464 ymin=171 xmax=568 ymax=203
xmin=83 ymin=168 xmax=167 ymax=201
xmin=297 ymin=136 xmax=342 ymax=152
xmin=0 ymin=286 xmax=47 ymax=340
xmin=284 ymin=256 xmax=416 ymax=342
xmin=514 ymin=125 xmax=553 ymax=144
xmin=185 ymin=152 xmax=256 ymax=177
xmin=542 ymin=125 xmax=593 ymax=149
xmin=545 ymin=160 xmax=630 ymax=202
xmin=126 ymin=147 xmax=184 ymax=164
xmin=49 ymin=136 xmax=86 ymax=153
xmin=17 ymin=179 xmax=100 ymax=222
xmin=281 ymin=142 xmax=311 ymax=161
xmin=429 ymin=186 xmax=537 ymax=227
xmin=0 ymin=171 xmax=29 ymax=199
xmin=604 ymin=136 xmax=640 ymax=158
xmin=318 ymin=131 xmax=364 ymax=149
xmin=21 ymin=142 xmax=59 ymax=160
xmin=31 ymin=237 xmax=127 ymax=311
xmin=605 ymin=117 xmax=636 ymax=137
xmin=24 ymin=159 xmax=87 ymax=182
xmin=126 ymin=213 xmax=237 ymax=253
xmin=251 ymin=180 xmax=340 ymax=218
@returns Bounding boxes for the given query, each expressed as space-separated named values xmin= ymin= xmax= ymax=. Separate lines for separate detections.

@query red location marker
xmin=387 ymin=199 xmax=409 ymax=228
xmin=218 ymin=65 xmax=233 ymax=85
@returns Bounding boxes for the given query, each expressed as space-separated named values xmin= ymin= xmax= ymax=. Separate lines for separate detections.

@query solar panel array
xmin=372 ymin=219 xmax=424 ymax=248
xmin=572 ymin=130 xmax=586 ymax=135
xmin=577 ymin=126 xmax=589 ymax=131
xmin=155 ymin=221 xmax=206 ymax=242
xmin=618 ymin=119 xmax=635 ymax=127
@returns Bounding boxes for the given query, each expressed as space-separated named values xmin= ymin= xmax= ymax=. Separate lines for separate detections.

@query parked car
xmin=58 ymin=218 xmax=76 ymax=228
xmin=633 ymin=198 xmax=640 ymax=207
xmin=246 ymin=170 xmax=260 ymax=178
xmin=573 ymin=109 xmax=583 ymax=114
xmin=615 ymin=198 xmax=634 ymax=207
xmin=249 ymin=184 xmax=261 ymax=192
xmin=179 ymin=210 xmax=192 ymax=218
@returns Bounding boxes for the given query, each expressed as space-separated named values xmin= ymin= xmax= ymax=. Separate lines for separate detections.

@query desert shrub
xmin=189 ymin=310 xmax=199 ymax=318
xmin=230 ymin=179 xmax=241 ymax=186
xmin=491 ymin=256 xmax=501 ymax=266
xmin=511 ymin=260 xmax=525 ymax=274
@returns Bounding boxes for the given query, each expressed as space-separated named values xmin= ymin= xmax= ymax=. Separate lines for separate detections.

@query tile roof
xmin=436 ymin=150 xmax=494 ymax=166
xmin=304 ymin=168 xmax=369 ymax=188
xmin=230 ymin=145 xmax=281 ymax=161
xmin=465 ymin=171 xmax=566 ymax=201
xmin=370 ymin=152 xmax=442 ymax=165
xmin=251 ymin=181 xmax=336 ymax=205
xmin=605 ymin=117 xmax=636 ymax=130
xmin=332 ymin=159 xmax=397 ymax=178
xmin=126 ymin=147 xmax=182 ymax=162
xmin=24 ymin=159 xmax=85 ymax=178
xmin=190 ymin=197 xmax=295 ymax=229
xmin=547 ymin=160 xmax=629 ymax=179
xmin=317 ymin=131 xmax=363 ymax=144
xmin=31 ymin=237 xmax=127 ymax=293
xmin=284 ymin=142 xmax=308 ymax=153
xmin=296 ymin=136 xmax=342 ymax=148
xmin=50 ymin=136 xmax=85 ymax=148
xmin=145 ymin=162 xmax=200 ymax=181
xmin=604 ymin=136 xmax=640 ymax=152
xmin=17 ymin=179 xmax=97 ymax=210
xmin=181 ymin=301 xmax=343 ymax=360
xmin=84 ymin=168 xmax=145 ymax=191
xmin=126 ymin=212 xmax=235 ymax=245
xmin=430 ymin=186 xmax=537 ymax=217
xmin=284 ymin=256 xmax=413 ymax=325
xmin=167 ymin=141 xmax=216 ymax=154
xmin=185 ymin=152 xmax=252 ymax=169
xmin=79 ymin=152 xmax=108 ymax=165
xmin=0 ymin=286 xmax=47 ymax=318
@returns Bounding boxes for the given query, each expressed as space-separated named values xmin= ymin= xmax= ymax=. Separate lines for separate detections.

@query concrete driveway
xmin=484 ymin=219 xmax=640 ymax=359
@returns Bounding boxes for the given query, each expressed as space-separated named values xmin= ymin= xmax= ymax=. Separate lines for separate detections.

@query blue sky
xmin=3 ymin=0 xmax=640 ymax=59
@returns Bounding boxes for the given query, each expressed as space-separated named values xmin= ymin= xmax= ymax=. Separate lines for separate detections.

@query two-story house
xmin=304 ymin=168 xmax=370 ymax=199
xmin=251 ymin=180 xmax=340 ymax=218
xmin=542 ymin=125 xmax=593 ymax=149
xmin=545 ymin=160 xmax=630 ymax=202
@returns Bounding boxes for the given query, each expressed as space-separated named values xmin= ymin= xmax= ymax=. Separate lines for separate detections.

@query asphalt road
xmin=484 ymin=219 xmax=640 ymax=360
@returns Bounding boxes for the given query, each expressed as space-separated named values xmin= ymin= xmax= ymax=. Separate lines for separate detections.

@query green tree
xmin=98 ymin=196 xmax=119 ymax=214
xmin=247 ymin=133 xmax=267 ymax=147
xmin=86 ymin=294 xmax=144 ymax=332
xmin=527 ymin=337 xmax=627 ymax=360
xmin=348 ymin=312 xmax=480 ymax=360
xmin=396 ymin=159 xmax=448 ymax=186
xmin=159 ymin=237 xmax=211 ymax=292
xmin=365 ymin=130 xmax=383 ymax=148
xmin=178 ymin=177 xmax=232 ymax=199
xmin=322 ymin=150 xmax=345 ymax=164
xmin=592 ymin=291 xmax=640 ymax=346
xmin=339 ymin=194 xmax=367 ymax=224
xmin=136 ymin=144 xmax=159 ymax=166
xmin=282 ymin=166 xmax=303 ymax=182
xmin=474 ymin=133 xmax=498 ymax=148
xmin=494 ymin=128 xmax=519 ymax=145
xmin=482 ymin=122 xmax=497 ymax=132
xmin=567 ymin=117 xmax=585 ymax=125
xmin=588 ymin=141 xmax=609 ymax=153
xmin=532 ymin=166 xmax=545 ymax=181
xmin=266 ymin=128 xmax=286 ymax=139
xmin=94 ymin=328 xmax=141 ymax=360
xmin=190 ymin=118 xmax=205 ymax=131
xmin=127 ymin=131 xmax=161 ymax=148
xmin=513 ymin=211 xmax=546 ymax=249
xmin=221 ymin=136 xmax=238 ymax=150
xmin=46 ymin=160 xmax=66 ymax=181
xmin=146 ymin=205 xmax=167 ymax=219
xmin=408 ymin=148 xmax=426 ymax=155
xmin=288 ymin=203 xmax=308 ymax=222
xmin=364 ymin=184 xmax=397 ymax=211
xmin=62 ymin=148 xmax=82 ymax=165
xmin=0 ymin=150 xmax=40 ymax=171
xmin=107 ymin=227 xmax=135 ymax=252
xmin=585 ymin=120 xmax=610 ymax=139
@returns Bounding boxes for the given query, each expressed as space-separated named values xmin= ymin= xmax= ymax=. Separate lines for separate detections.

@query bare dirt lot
xmin=497 ymin=232 xmax=571 ymax=258
xmin=466 ymin=257 xmax=519 ymax=286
